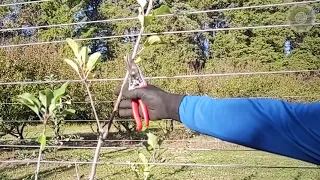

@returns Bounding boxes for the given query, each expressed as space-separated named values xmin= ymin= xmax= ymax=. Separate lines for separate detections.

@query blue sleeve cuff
xmin=178 ymin=95 xmax=216 ymax=134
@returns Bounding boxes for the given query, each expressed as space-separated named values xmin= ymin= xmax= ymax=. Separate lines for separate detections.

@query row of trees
xmin=0 ymin=0 xmax=319 ymax=139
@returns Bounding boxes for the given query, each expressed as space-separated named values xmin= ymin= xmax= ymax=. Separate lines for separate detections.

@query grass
xmin=0 ymin=123 xmax=319 ymax=180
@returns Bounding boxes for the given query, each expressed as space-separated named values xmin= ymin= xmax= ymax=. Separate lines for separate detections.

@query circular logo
xmin=287 ymin=5 xmax=316 ymax=33
xmin=294 ymin=11 xmax=308 ymax=24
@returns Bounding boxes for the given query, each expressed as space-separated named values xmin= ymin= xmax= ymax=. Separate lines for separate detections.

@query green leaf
xmin=39 ymin=89 xmax=54 ymax=110
xmin=64 ymin=59 xmax=79 ymax=73
xmin=16 ymin=93 xmax=41 ymax=116
xmin=144 ymin=15 xmax=154 ymax=27
xmin=17 ymin=93 xmax=40 ymax=108
xmin=154 ymin=5 xmax=171 ymax=15
xmin=49 ymin=104 xmax=56 ymax=114
xmin=147 ymin=133 xmax=159 ymax=149
xmin=144 ymin=35 xmax=166 ymax=47
xmin=139 ymin=153 xmax=148 ymax=164
xmin=86 ymin=52 xmax=101 ymax=73
xmin=137 ymin=0 xmax=147 ymax=8
xmin=66 ymin=38 xmax=80 ymax=58
xmin=37 ymin=134 xmax=46 ymax=150
xmin=79 ymin=46 xmax=89 ymax=66
xmin=62 ymin=109 xmax=76 ymax=115
xmin=16 ymin=98 xmax=40 ymax=117
xmin=135 ymin=57 xmax=142 ymax=63
xmin=53 ymin=82 xmax=69 ymax=104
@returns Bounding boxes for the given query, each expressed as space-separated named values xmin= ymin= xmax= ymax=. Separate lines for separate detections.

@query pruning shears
xmin=125 ymin=55 xmax=150 ymax=131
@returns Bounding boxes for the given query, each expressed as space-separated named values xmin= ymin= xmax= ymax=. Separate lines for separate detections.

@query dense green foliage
xmin=0 ymin=0 xmax=319 ymax=137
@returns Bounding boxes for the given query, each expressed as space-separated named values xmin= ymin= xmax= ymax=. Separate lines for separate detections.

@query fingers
xmin=118 ymin=99 xmax=132 ymax=108
xmin=118 ymin=109 xmax=133 ymax=117
xmin=116 ymin=99 xmax=136 ymax=118
xmin=117 ymin=100 xmax=143 ymax=118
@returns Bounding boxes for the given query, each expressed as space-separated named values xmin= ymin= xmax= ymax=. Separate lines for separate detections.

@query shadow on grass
xmin=98 ymin=169 xmax=131 ymax=180
xmin=12 ymin=165 xmax=77 ymax=180
xmin=167 ymin=166 xmax=189 ymax=177
xmin=0 ymin=125 xmax=198 ymax=148
xmin=100 ymin=148 xmax=135 ymax=159
xmin=0 ymin=164 xmax=27 ymax=174
xmin=242 ymin=172 xmax=258 ymax=180
xmin=0 ymin=130 xmax=152 ymax=148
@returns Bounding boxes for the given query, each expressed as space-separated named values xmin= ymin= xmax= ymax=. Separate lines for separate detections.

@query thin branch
xmin=89 ymin=1 xmax=154 ymax=179
xmin=89 ymin=138 xmax=103 ymax=180
xmin=35 ymin=148 xmax=42 ymax=180
xmin=75 ymin=163 xmax=80 ymax=180
xmin=82 ymin=79 xmax=102 ymax=132
xmin=34 ymin=117 xmax=46 ymax=180
xmin=102 ymin=0 xmax=154 ymax=135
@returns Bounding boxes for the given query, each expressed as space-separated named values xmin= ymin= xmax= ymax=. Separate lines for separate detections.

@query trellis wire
xmin=0 ymin=1 xmax=319 ymax=174
xmin=0 ymin=160 xmax=318 ymax=169
xmin=0 ymin=0 xmax=52 ymax=7
xmin=0 ymin=119 xmax=138 ymax=123
xmin=1 ymin=95 xmax=320 ymax=105
xmin=0 ymin=0 xmax=319 ymax=32
xmin=0 ymin=138 xmax=226 ymax=143
xmin=0 ymin=22 xmax=319 ymax=48
xmin=0 ymin=69 xmax=319 ymax=86
xmin=0 ymin=144 xmax=252 ymax=152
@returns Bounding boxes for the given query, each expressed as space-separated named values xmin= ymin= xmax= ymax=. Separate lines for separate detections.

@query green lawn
xmin=0 ymin=123 xmax=319 ymax=180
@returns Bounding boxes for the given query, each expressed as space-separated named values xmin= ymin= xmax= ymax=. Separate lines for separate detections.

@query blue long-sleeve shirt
xmin=178 ymin=96 xmax=320 ymax=165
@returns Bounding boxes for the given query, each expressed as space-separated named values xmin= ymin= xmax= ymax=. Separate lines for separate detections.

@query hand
xmin=113 ymin=83 xmax=185 ymax=121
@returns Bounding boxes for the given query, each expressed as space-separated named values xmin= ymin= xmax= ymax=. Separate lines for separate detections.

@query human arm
xmin=114 ymin=84 xmax=320 ymax=165
xmin=179 ymin=95 xmax=320 ymax=165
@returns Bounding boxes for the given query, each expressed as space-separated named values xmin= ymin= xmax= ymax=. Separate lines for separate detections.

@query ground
xmin=0 ymin=122 xmax=319 ymax=180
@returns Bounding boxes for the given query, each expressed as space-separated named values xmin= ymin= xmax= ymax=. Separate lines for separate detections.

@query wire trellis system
xmin=0 ymin=119 xmax=137 ymax=123
xmin=0 ymin=69 xmax=319 ymax=86
xmin=0 ymin=0 xmax=319 ymax=32
xmin=0 ymin=138 xmax=224 ymax=143
xmin=0 ymin=144 xmax=253 ymax=152
xmin=0 ymin=22 xmax=319 ymax=48
xmin=0 ymin=160 xmax=318 ymax=169
xmin=1 ymin=95 xmax=320 ymax=105
xmin=0 ymin=0 xmax=52 ymax=7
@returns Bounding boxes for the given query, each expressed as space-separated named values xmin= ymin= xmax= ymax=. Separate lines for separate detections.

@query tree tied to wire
xmin=15 ymin=83 xmax=75 ymax=180
xmin=64 ymin=0 xmax=171 ymax=179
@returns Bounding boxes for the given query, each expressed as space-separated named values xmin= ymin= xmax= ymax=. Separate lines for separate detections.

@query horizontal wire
xmin=0 ymin=22 xmax=319 ymax=48
xmin=0 ymin=0 xmax=319 ymax=32
xmin=1 ymin=94 xmax=319 ymax=123
xmin=0 ymin=119 xmax=137 ymax=123
xmin=0 ymin=138 xmax=221 ymax=143
xmin=1 ymin=95 xmax=320 ymax=105
xmin=0 ymin=1 xmax=318 ymax=170
xmin=0 ymin=69 xmax=319 ymax=86
xmin=0 ymin=0 xmax=51 ymax=7
xmin=0 ymin=100 xmax=113 ymax=105
xmin=0 ymin=144 xmax=252 ymax=151
xmin=0 ymin=160 xmax=318 ymax=169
